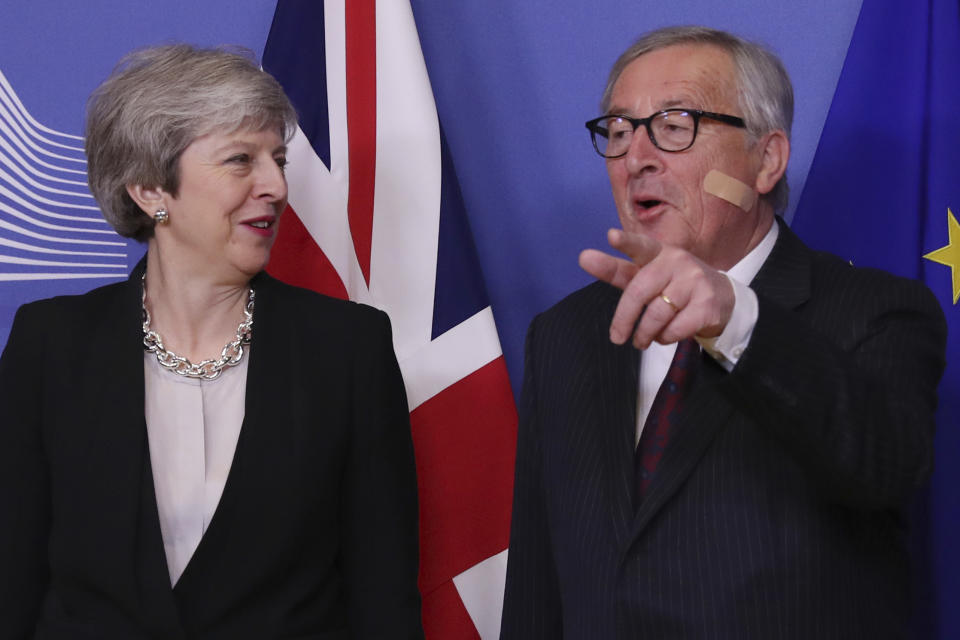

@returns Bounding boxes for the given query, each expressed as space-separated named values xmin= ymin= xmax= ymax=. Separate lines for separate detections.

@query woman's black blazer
xmin=0 ymin=262 xmax=424 ymax=639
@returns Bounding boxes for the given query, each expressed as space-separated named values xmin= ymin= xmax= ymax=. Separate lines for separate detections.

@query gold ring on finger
xmin=660 ymin=293 xmax=679 ymax=313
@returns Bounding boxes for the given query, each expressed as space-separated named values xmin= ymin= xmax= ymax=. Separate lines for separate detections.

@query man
xmin=500 ymin=27 xmax=946 ymax=639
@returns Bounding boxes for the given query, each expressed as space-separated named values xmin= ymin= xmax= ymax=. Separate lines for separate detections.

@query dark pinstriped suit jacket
xmin=500 ymin=220 xmax=946 ymax=639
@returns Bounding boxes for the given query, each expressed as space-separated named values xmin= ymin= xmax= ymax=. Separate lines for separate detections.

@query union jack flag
xmin=262 ymin=2 xmax=517 ymax=638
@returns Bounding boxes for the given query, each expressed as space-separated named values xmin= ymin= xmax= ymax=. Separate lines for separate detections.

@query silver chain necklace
xmin=141 ymin=274 xmax=254 ymax=380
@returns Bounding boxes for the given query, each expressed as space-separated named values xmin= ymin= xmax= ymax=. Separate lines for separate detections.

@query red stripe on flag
xmin=411 ymin=356 xmax=517 ymax=593
xmin=422 ymin=580 xmax=482 ymax=640
xmin=345 ymin=0 xmax=376 ymax=285
xmin=266 ymin=204 xmax=349 ymax=300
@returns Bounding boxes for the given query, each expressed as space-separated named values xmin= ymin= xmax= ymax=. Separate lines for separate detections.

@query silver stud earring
xmin=153 ymin=208 xmax=169 ymax=225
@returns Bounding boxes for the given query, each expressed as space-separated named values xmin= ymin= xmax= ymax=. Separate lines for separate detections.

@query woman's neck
xmin=143 ymin=243 xmax=253 ymax=363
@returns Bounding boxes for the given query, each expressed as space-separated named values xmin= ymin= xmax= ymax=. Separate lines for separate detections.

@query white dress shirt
xmin=636 ymin=222 xmax=779 ymax=444
xmin=143 ymin=351 xmax=248 ymax=585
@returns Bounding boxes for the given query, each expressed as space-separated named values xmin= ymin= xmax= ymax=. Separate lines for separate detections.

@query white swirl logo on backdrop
xmin=0 ymin=69 xmax=126 ymax=282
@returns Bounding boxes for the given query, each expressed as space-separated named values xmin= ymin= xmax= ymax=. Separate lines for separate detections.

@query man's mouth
xmin=632 ymin=198 xmax=668 ymax=219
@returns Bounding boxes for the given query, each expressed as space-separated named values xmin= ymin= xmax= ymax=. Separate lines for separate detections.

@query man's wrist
xmin=697 ymin=274 xmax=758 ymax=371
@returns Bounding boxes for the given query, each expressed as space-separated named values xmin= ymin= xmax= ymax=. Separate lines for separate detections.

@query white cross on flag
xmin=262 ymin=2 xmax=518 ymax=638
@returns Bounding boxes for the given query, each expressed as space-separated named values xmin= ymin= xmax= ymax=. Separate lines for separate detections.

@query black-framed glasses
xmin=585 ymin=109 xmax=746 ymax=157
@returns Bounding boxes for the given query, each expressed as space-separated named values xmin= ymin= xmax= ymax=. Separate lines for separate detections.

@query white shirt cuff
xmin=696 ymin=274 xmax=757 ymax=372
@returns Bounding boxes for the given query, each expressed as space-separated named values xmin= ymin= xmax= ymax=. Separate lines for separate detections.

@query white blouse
xmin=143 ymin=350 xmax=248 ymax=585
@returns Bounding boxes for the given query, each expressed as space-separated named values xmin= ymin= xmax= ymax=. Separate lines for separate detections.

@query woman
xmin=0 ymin=45 xmax=424 ymax=639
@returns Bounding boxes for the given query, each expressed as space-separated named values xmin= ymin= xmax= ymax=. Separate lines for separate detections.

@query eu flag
xmin=792 ymin=0 xmax=960 ymax=637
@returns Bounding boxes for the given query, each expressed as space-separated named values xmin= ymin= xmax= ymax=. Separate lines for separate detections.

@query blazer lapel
xmin=82 ymin=264 xmax=185 ymax=636
xmin=750 ymin=218 xmax=813 ymax=310
xmin=625 ymin=218 xmax=813 ymax=543
xmin=627 ymin=357 xmax=734 ymax=540
xmin=171 ymin=272 xmax=276 ymax=614
xmin=136 ymin=445 xmax=189 ymax=638
xmin=591 ymin=285 xmax=641 ymax=550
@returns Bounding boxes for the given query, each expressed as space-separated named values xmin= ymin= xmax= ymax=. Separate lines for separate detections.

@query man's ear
xmin=126 ymin=184 xmax=167 ymax=215
xmin=754 ymin=130 xmax=790 ymax=196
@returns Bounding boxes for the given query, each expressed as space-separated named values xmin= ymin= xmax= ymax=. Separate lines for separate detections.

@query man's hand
xmin=579 ymin=229 xmax=735 ymax=348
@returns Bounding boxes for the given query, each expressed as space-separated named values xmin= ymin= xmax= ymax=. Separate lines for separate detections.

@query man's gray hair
xmin=601 ymin=26 xmax=794 ymax=213
xmin=85 ymin=44 xmax=299 ymax=241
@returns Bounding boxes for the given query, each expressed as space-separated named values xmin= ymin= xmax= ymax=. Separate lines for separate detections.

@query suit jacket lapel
xmin=750 ymin=218 xmax=812 ymax=309
xmin=591 ymin=284 xmax=641 ymax=550
xmin=625 ymin=218 xmax=813 ymax=543
xmin=81 ymin=263 xmax=185 ymax=636
xmin=171 ymin=272 xmax=276 ymax=613
xmin=627 ymin=357 xmax=734 ymax=539
xmin=136 ymin=445 xmax=188 ymax=638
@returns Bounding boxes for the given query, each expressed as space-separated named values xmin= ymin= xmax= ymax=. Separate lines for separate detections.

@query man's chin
xmin=622 ymin=223 xmax=695 ymax=254
xmin=621 ymin=212 xmax=668 ymax=238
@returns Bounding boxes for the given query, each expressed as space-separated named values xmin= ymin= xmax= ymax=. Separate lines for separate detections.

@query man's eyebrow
xmin=606 ymin=98 xmax=702 ymax=116
xmin=658 ymin=98 xmax=701 ymax=110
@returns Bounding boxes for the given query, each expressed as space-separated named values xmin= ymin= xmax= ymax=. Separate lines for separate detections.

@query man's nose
xmin=623 ymin=127 xmax=664 ymax=176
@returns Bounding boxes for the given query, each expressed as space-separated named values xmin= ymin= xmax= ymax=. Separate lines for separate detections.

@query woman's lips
xmin=241 ymin=216 xmax=277 ymax=237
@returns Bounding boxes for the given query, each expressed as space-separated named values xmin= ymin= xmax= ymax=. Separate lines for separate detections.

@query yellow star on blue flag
xmin=923 ymin=208 xmax=960 ymax=304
